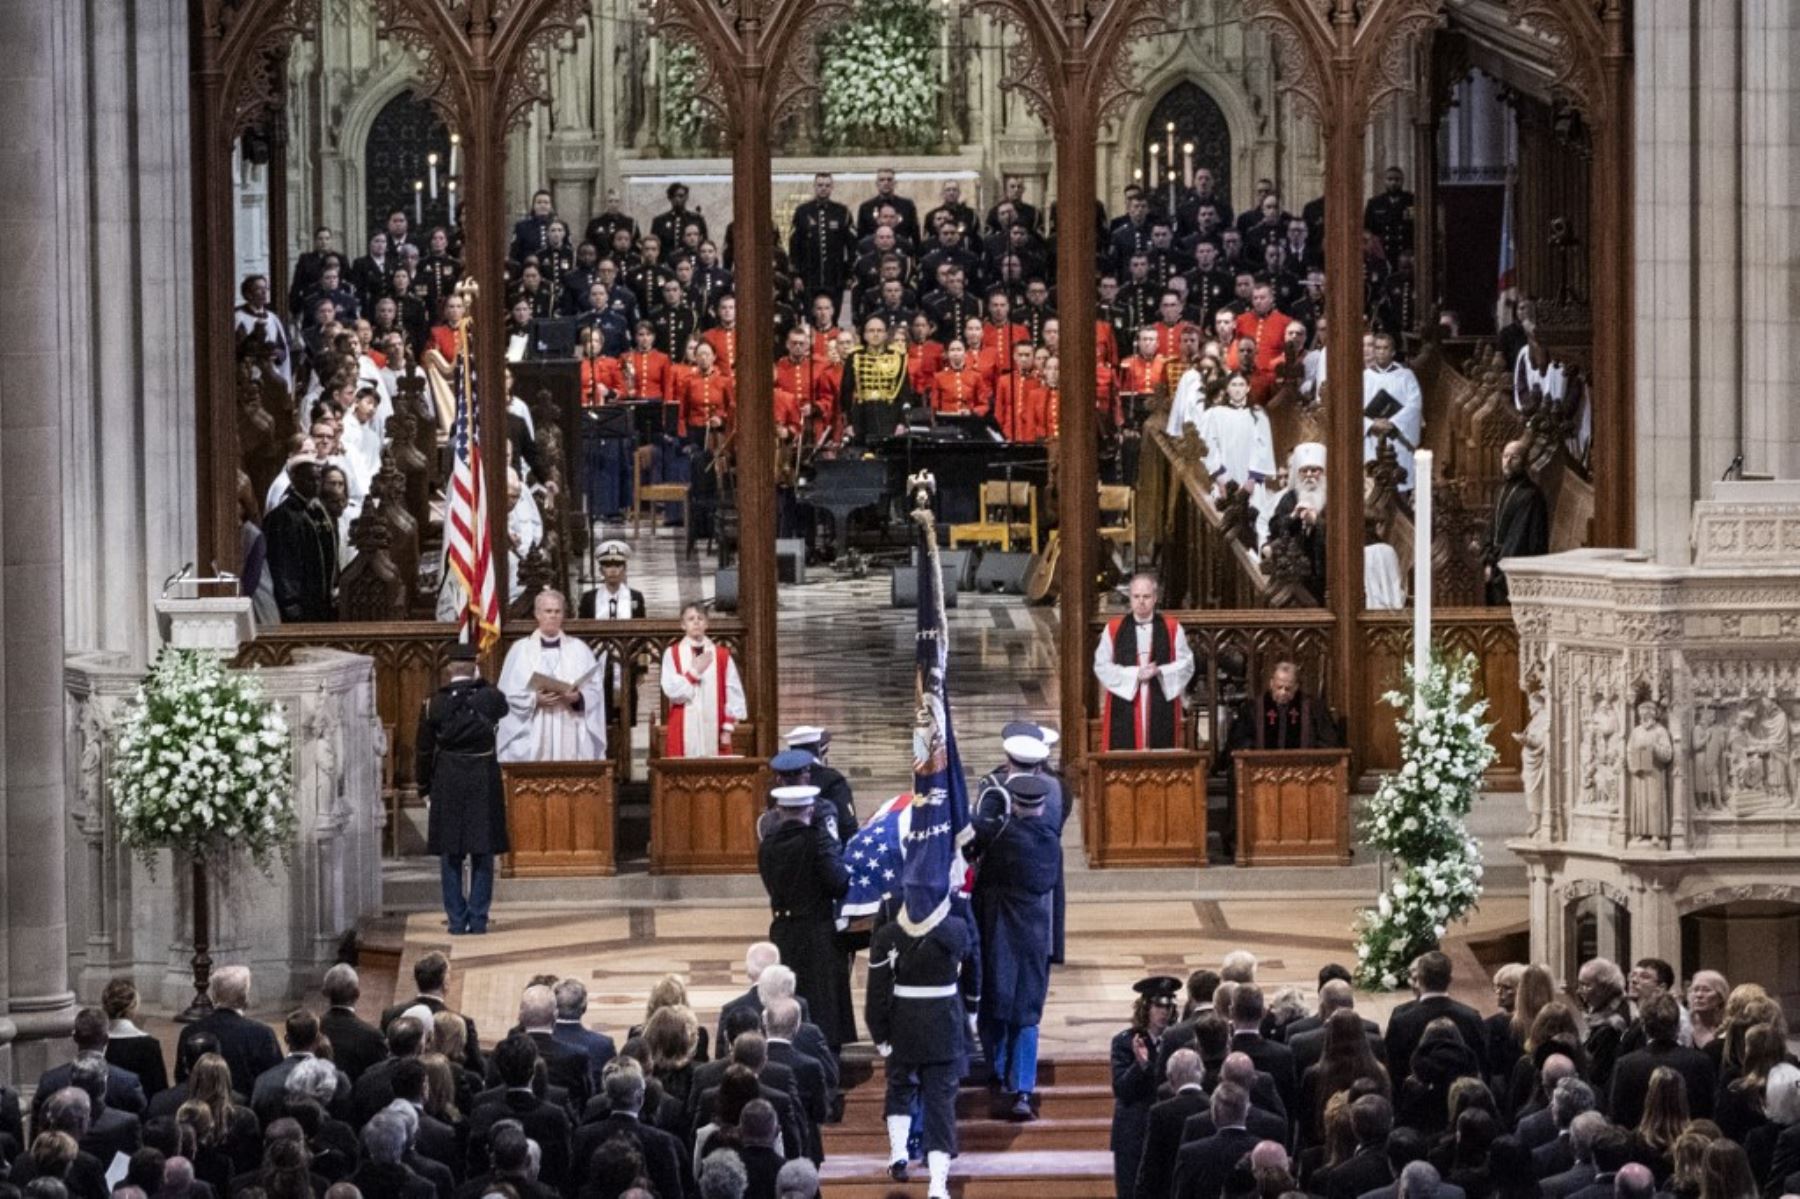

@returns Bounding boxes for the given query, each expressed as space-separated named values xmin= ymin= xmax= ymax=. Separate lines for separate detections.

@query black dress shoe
xmin=888 ymin=1160 xmax=910 ymax=1182
xmin=1010 ymin=1092 xmax=1036 ymax=1121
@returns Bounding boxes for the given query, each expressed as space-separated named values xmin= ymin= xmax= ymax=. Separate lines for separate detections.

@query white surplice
xmin=1197 ymin=402 xmax=1276 ymax=488
xmin=1092 ymin=617 xmax=1197 ymax=747
xmin=1363 ymin=362 xmax=1424 ymax=491
xmin=1165 ymin=368 xmax=1206 ymax=436
xmin=497 ymin=631 xmax=608 ymax=763
xmin=1364 ymin=542 xmax=1406 ymax=610
xmin=660 ymin=638 xmax=747 ymax=757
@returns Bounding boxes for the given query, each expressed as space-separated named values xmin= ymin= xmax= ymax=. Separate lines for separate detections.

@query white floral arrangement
xmin=660 ymin=41 xmax=712 ymax=150
xmin=820 ymin=0 xmax=942 ymax=150
xmin=1354 ymin=652 xmax=1497 ymax=988
xmin=111 ymin=650 xmax=296 ymax=868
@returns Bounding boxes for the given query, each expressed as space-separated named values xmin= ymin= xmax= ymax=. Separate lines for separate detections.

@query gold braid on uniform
xmin=851 ymin=347 xmax=908 ymax=403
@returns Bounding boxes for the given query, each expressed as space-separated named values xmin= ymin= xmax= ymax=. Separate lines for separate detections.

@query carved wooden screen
xmin=364 ymin=92 xmax=453 ymax=237
xmin=1141 ymin=81 xmax=1232 ymax=203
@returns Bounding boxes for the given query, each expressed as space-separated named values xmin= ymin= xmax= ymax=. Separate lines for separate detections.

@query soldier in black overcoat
xmin=758 ymin=786 xmax=853 ymax=1051
xmin=416 ymin=645 xmax=510 ymax=935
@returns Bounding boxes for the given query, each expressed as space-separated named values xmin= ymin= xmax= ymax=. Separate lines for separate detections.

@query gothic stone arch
xmin=1123 ymin=69 xmax=1255 ymax=211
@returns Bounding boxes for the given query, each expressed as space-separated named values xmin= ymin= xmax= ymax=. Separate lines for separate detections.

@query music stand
xmin=528 ymin=317 xmax=579 ymax=359
xmin=628 ymin=400 xmax=681 ymax=443
xmin=586 ymin=405 xmax=634 ymax=439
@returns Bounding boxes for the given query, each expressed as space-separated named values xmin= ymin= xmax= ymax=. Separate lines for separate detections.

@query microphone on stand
xmin=1722 ymin=453 xmax=1744 ymax=482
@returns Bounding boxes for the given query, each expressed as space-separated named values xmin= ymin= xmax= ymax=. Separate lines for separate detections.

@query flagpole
xmin=1413 ymin=449 xmax=1433 ymax=718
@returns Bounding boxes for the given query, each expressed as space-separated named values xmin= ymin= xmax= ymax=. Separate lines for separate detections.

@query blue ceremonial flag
xmin=898 ymin=472 xmax=975 ymax=935
xmin=836 ymin=791 xmax=914 ymax=930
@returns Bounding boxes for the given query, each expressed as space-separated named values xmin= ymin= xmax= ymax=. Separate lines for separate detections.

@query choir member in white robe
xmin=1363 ymin=333 xmax=1424 ymax=491
xmin=1251 ymin=471 xmax=1288 ymax=551
xmin=496 ymin=589 xmax=608 ymax=763
xmin=1165 ymin=366 xmax=1207 ymax=437
xmin=505 ymin=471 xmax=543 ymax=603
xmin=235 ymin=276 xmax=292 ymax=388
xmin=1301 ymin=316 xmax=1327 ymax=402
xmin=1198 ymin=372 xmax=1276 ymax=491
xmin=1364 ymin=540 xmax=1406 ymax=609
xmin=661 ymin=603 xmax=748 ymax=757
xmin=342 ymin=388 xmax=385 ymax=485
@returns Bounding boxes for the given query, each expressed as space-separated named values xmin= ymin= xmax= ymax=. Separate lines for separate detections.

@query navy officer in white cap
xmin=974 ymin=725 xmax=1068 ymax=971
xmin=784 ymin=725 xmax=859 ymax=846
xmin=758 ymin=783 xmax=854 ymax=1052
xmin=578 ymin=539 xmax=646 ymax=619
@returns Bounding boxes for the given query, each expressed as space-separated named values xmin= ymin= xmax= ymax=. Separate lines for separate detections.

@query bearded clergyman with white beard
xmin=1268 ymin=442 xmax=1329 ymax=602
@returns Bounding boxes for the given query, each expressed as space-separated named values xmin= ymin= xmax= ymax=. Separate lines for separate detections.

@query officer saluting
xmin=416 ymin=644 xmax=510 ymax=936
xmin=867 ymin=891 xmax=979 ymax=1198
xmin=758 ymin=785 xmax=854 ymax=1053
xmin=783 ymin=725 xmax=859 ymax=846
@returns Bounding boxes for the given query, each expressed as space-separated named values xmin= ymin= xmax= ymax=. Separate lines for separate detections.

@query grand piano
xmin=797 ymin=415 xmax=1050 ymax=553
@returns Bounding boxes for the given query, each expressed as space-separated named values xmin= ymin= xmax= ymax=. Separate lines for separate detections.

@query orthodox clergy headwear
xmin=1290 ymin=442 xmax=1327 ymax=472
xmin=772 ymin=785 xmax=820 ymax=809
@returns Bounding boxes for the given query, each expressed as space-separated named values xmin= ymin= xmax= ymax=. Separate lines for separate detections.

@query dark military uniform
xmin=264 ymin=491 xmax=338 ymax=622
xmin=789 ymin=198 xmax=856 ymax=298
xmin=508 ymin=214 xmax=551 ymax=267
xmin=923 ymin=291 xmax=981 ymax=346
xmin=417 ymin=253 xmax=463 ymax=320
xmin=867 ymin=912 xmax=979 ymax=1165
xmin=651 ymin=300 xmax=699 ymax=359
xmin=1186 ymin=267 xmax=1235 ymax=325
xmin=416 ymin=669 xmax=509 ymax=934
xmin=1364 ymin=187 xmax=1415 ymax=264
xmin=759 ymin=817 xmax=853 ymax=1049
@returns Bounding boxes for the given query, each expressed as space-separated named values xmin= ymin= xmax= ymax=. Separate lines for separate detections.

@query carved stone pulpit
xmin=1505 ymin=481 xmax=1800 ymax=994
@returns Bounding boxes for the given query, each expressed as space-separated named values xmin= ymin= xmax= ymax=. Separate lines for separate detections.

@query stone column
xmin=1741 ymin=0 xmax=1800 ymax=482
xmin=0 ymin=0 xmax=77 ymax=1081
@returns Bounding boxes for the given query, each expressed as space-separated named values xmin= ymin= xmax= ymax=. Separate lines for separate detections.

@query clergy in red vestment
xmin=660 ymin=602 xmax=747 ymax=757
xmin=930 ymin=338 xmax=990 ymax=416
xmin=1233 ymin=282 xmax=1294 ymax=404
xmin=1092 ymin=573 xmax=1196 ymax=750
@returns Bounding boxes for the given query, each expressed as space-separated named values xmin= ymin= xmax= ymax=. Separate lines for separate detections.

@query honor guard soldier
xmin=789 ymin=172 xmax=856 ymax=300
xmin=758 ymin=786 xmax=854 ymax=1053
xmin=783 ymin=726 xmax=858 ymax=847
xmin=416 ymin=644 xmax=510 ymax=936
xmin=578 ymin=540 xmax=646 ymax=620
xmin=971 ymin=774 xmax=1061 ymax=1121
xmin=762 ymin=751 xmax=819 ymax=842
xmin=866 ymin=898 xmax=980 ymax=1198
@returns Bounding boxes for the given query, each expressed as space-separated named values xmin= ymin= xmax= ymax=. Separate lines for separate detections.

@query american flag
xmin=896 ymin=475 xmax=974 ymax=935
xmin=444 ymin=310 xmax=501 ymax=649
xmin=836 ymin=792 xmax=914 ymax=930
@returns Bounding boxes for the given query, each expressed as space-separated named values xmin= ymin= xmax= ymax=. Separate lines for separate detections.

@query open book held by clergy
xmin=527 ymin=663 xmax=600 ymax=696
xmin=497 ymin=625 xmax=609 ymax=763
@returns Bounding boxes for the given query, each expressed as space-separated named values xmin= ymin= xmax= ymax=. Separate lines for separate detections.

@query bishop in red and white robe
xmin=660 ymin=621 xmax=747 ymax=757
xmin=1092 ymin=601 xmax=1196 ymax=750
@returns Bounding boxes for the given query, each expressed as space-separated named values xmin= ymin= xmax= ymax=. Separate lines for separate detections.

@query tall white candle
xmin=414 ymin=180 xmax=424 ymax=225
xmin=1413 ymin=448 xmax=1434 ymax=715
xmin=1183 ymin=142 xmax=1195 ymax=189
xmin=447 ymin=178 xmax=458 ymax=227
xmin=449 ymin=132 xmax=460 ymax=177
xmin=428 ymin=152 xmax=439 ymax=200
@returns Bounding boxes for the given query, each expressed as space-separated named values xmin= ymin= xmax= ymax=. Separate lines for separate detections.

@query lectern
xmin=1233 ymin=748 xmax=1352 ymax=866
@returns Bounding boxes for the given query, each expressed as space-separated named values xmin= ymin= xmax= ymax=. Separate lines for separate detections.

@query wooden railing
xmin=1136 ymin=428 xmax=1281 ymax=610
xmin=1086 ymin=606 xmax=1521 ymax=792
xmin=236 ymin=617 xmax=745 ymax=817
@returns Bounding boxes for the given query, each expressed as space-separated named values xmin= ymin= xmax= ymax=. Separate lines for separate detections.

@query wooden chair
xmin=632 ymin=444 xmax=690 ymax=537
xmin=948 ymin=480 xmax=1038 ymax=553
xmin=1098 ymin=484 xmax=1135 ymax=562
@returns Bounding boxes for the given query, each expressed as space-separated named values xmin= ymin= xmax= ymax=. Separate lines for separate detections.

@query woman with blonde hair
xmin=186 ymin=1053 xmax=264 ymax=1185
xmin=1711 ymin=985 xmax=1780 ymax=1073
xmin=633 ymin=973 xmax=712 ymax=1063
xmin=1687 ymin=971 xmax=1730 ymax=1052
xmin=1632 ymin=1066 xmax=1689 ymax=1171
xmin=642 ymin=1003 xmax=701 ymax=1108
xmin=1668 ymin=1127 xmax=1717 ymax=1199
xmin=1718 ymin=1022 xmax=1790 ymax=1142
xmin=431 ymin=1010 xmax=481 ymax=1114
xmin=1697 ymin=1140 xmax=1758 ymax=1199
xmin=420 ymin=1051 xmax=464 ymax=1126
xmin=1506 ymin=1000 xmax=1589 ymax=1116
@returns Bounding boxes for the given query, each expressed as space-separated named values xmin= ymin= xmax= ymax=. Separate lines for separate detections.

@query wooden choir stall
xmin=1083 ymin=716 xmax=1211 ymax=867
xmin=1232 ymin=748 xmax=1353 ymax=866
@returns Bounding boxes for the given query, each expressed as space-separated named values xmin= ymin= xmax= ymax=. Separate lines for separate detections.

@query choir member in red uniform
xmin=1149 ymin=291 xmax=1191 ymax=359
xmin=983 ymin=290 xmax=1030 ymax=353
xmin=1232 ymin=282 xmax=1294 ymax=405
xmin=815 ymin=333 xmax=851 ymax=442
xmin=774 ymin=327 xmax=822 ymax=442
xmin=963 ymin=318 xmax=1004 ymax=395
xmin=700 ymin=294 xmax=741 ymax=373
xmin=622 ymin=321 xmax=672 ymax=401
xmin=679 ymin=340 xmax=733 ymax=443
xmin=1034 ymin=357 xmax=1062 ymax=442
xmin=807 ymin=294 xmax=839 ymax=362
xmin=906 ymin=313 xmax=944 ymax=396
xmin=578 ymin=326 xmax=626 ymax=407
xmin=991 ymin=338 xmax=1040 ymax=443
xmin=1095 ymin=318 xmax=1119 ymax=370
xmin=929 ymin=338 xmax=990 ymax=416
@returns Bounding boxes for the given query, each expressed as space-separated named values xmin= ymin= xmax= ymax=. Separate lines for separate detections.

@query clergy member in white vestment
xmin=661 ymin=602 xmax=747 ymax=757
xmin=1362 ymin=332 xmax=1423 ymax=491
xmin=1165 ymin=364 xmax=1207 ymax=437
xmin=1364 ymin=539 xmax=1406 ymax=609
xmin=1092 ymin=573 xmax=1196 ymax=750
xmin=497 ymin=589 xmax=608 ymax=763
xmin=1198 ymin=372 xmax=1276 ymax=491
xmin=505 ymin=471 xmax=543 ymax=603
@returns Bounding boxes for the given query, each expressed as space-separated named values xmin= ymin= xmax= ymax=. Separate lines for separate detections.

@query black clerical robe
xmin=1269 ymin=491 xmax=1328 ymax=602
xmin=1484 ymin=473 xmax=1550 ymax=604
xmin=1226 ymin=692 xmax=1341 ymax=755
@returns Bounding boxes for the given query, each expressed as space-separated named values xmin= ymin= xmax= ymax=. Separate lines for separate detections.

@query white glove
xmin=877 ymin=1042 xmax=893 ymax=1058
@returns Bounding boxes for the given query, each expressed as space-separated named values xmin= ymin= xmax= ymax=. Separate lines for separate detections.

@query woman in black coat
xmin=102 ymin=978 xmax=169 ymax=1101
xmin=1111 ymin=977 xmax=1180 ymax=1199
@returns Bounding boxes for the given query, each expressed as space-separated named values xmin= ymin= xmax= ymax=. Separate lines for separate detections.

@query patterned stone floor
xmin=393 ymin=892 xmax=1528 ymax=1061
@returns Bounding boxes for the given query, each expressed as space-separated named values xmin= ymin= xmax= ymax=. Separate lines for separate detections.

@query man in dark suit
xmin=572 ymin=1056 xmax=691 ymax=1199
xmin=350 ymin=1110 xmax=438 ymax=1199
xmin=251 ymin=1009 xmax=352 ymax=1125
xmin=688 ymin=1033 xmax=808 ymax=1167
xmin=739 ymin=1099 xmax=789 ymax=1196
xmin=456 ymin=1121 xmax=559 ymax=1199
xmin=493 ymin=984 xmax=592 ymax=1112
xmin=764 ymin=997 xmax=826 ymax=1162
xmin=1353 ymin=1128 xmax=1470 ymax=1199
xmin=551 ymin=978 xmax=617 ymax=1095
xmin=174 ymin=965 xmax=283 ymax=1098
xmin=1288 ymin=980 xmax=1386 ymax=1075
xmin=1279 ymin=964 xmax=1354 ymax=1042
xmin=1607 ymin=992 xmax=1715 ymax=1127
xmin=1538 ymin=1110 xmax=1606 ymax=1193
xmin=1138 ymin=1048 xmax=1213 ymax=1199
xmin=388 ymin=1057 xmax=462 ymax=1182
xmin=69 ymin=1056 xmax=141 ymax=1163
xmin=1172 ymin=1080 xmax=1263 ymax=1199
xmin=319 ymin=963 xmax=388 ymax=1084
xmin=33 ymin=1008 xmax=147 ymax=1124
xmin=1513 ymin=1054 xmax=1578 ymax=1149
xmin=1315 ymin=1095 xmax=1395 ymax=1199
xmin=351 ymin=1014 xmax=430 ymax=1128
xmin=1229 ymin=984 xmax=1298 ymax=1117
xmin=381 ymin=950 xmax=484 ymax=1074
xmin=467 ymin=1035 xmax=575 ymax=1193
xmin=1561 ymin=1126 xmax=1634 ymax=1199
xmin=1382 ymin=951 xmax=1488 ymax=1083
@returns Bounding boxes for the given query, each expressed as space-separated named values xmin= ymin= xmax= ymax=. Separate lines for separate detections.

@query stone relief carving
xmin=1518 ymin=675 xmax=1551 ymax=839
xmin=1579 ymin=683 xmax=1623 ymax=812
xmin=1690 ymin=705 xmax=1727 ymax=812
xmin=1625 ymin=700 xmax=1673 ymax=845
xmin=74 ymin=697 xmax=115 ymax=838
